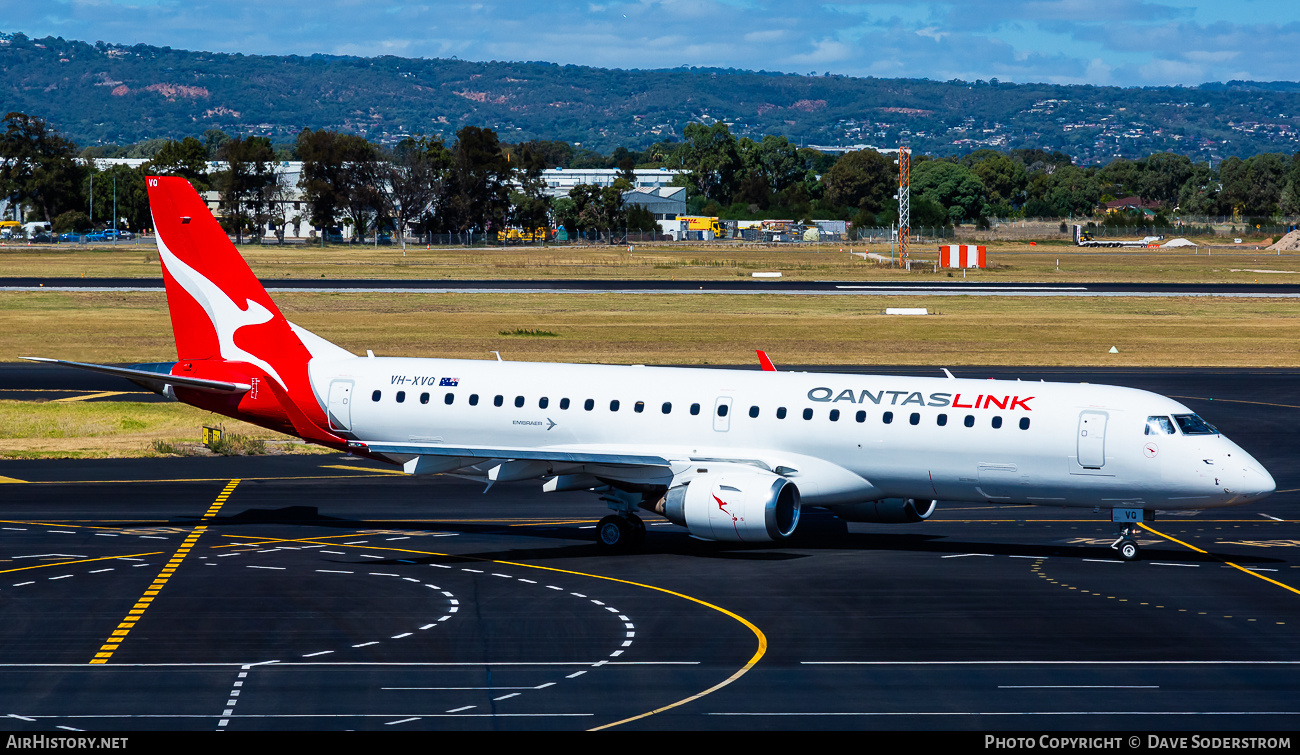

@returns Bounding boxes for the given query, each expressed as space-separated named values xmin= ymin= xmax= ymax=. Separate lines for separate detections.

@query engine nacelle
xmin=660 ymin=472 xmax=801 ymax=542
xmin=830 ymin=498 xmax=938 ymax=524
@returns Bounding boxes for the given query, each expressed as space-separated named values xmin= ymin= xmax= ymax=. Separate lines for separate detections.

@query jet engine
xmin=830 ymin=498 xmax=938 ymax=524
xmin=658 ymin=472 xmax=801 ymax=542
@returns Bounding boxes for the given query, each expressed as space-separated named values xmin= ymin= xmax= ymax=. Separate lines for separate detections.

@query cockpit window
xmin=1172 ymin=413 xmax=1218 ymax=435
xmin=1145 ymin=415 xmax=1176 ymax=435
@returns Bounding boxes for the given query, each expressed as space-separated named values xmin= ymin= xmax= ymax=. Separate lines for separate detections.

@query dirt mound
xmin=1267 ymin=230 xmax=1300 ymax=251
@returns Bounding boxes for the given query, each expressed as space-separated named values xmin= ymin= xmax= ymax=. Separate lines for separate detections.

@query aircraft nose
xmin=1239 ymin=461 xmax=1276 ymax=502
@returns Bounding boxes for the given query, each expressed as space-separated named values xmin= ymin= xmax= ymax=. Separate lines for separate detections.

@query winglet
xmin=757 ymin=350 xmax=777 ymax=372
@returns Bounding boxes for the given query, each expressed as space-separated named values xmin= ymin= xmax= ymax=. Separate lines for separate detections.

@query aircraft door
xmin=327 ymin=380 xmax=354 ymax=432
xmin=713 ymin=396 xmax=733 ymax=432
xmin=1077 ymin=410 xmax=1108 ymax=468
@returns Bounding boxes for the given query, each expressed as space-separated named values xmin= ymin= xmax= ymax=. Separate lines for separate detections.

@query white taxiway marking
xmin=998 ymin=685 xmax=1159 ymax=689
xmin=385 ymin=717 xmax=419 ymax=725
xmin=942 ymin=553 xmax=993 ymax=558
xmin=1082 ymin=559 xmax=1123 ymax=563
xmin=446 ymin=706 xmax=475 ymax=713
xmin=1260 ymin=514 xmax=1285 ymax=521
xmin=1150 ymin=563 xmax=1199 ymax=567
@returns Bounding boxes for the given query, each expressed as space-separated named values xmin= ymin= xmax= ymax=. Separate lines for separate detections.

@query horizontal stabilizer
xmin=21 ymin=357 xmax=251 ymax=394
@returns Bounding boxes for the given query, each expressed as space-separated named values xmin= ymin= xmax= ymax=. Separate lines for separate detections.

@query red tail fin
xmin=145 ymin=175 xmax=317 ymax=407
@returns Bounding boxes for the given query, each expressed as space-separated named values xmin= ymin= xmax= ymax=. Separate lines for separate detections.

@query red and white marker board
xmin=939 ymin=245 xmax=986 ymax=268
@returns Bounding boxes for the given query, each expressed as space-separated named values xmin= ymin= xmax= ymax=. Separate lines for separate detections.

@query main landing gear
xmin=594 ymin=488 xmax=651 ymax=552
xmin=597 ymin=513 xmax=645 ymax=551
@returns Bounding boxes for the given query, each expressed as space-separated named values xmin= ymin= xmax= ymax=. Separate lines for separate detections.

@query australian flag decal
xmin=439 ymin=377 xmax=459 ymax=387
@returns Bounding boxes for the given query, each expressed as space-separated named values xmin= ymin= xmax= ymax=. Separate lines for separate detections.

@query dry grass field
xmin=2 ymin=237 xmax=1297 ymax=283
xmin=4 ymin=290 xmax=1298 ymax=368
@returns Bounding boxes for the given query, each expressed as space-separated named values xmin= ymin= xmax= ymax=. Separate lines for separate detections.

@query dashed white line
xmin=316 ymin=569 xmax=354 ymax=574
xmin=391 ymin=633 xmax=412 ymax=639
xmin=247 ymin=566 xmax=285 ymax=570
xmin=385 ymin=717 xmax=420 ymax=725
xmin=302 ymin=651 xmax=333 ymax=657
xmin=352 ymin=642 xmax=379 ymax=648
xmin=494 ymin=693 xmax=521 ymax=701
xmin=942 ymin=553 xmax=994 ymax=558
xmin=1150 ymin=562 xmax=1199 ymax=567
xmin=446 ymin=705 xmax=475 ymax=713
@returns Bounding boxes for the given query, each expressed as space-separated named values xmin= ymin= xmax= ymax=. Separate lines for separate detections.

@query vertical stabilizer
xmin=145 ymin=176 xmax=317 ymax=405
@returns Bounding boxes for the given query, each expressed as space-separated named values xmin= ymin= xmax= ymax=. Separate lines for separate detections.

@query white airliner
xmin=26 ymin=177 xmax=1276 ymax=560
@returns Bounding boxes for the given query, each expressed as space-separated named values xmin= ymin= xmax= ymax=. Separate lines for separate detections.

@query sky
xmin=8 ymin=0 xmax=1299 ymax=87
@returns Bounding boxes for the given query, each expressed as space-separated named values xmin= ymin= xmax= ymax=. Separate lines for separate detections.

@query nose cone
xmin=1236 ymin=457 xmax=1276 ymax=503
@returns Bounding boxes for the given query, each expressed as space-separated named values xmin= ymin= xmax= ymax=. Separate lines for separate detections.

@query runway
xmin=1 ymin=368 xmax=1299 ymax=731
xmin=5 ymin=277 xmax=1300 ymax=297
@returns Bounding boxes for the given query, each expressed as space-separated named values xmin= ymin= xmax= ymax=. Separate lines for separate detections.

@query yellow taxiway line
xmin=1140 ymin=522 xmax=1300 ymax=598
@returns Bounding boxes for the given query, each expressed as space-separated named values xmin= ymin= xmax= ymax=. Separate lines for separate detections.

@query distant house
xmin=1104 ymin=196 xmax=1162 ymax=215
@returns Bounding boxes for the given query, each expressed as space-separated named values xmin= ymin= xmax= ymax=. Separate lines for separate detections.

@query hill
xmin=4 ymin=31 xmax=1300 ymax=162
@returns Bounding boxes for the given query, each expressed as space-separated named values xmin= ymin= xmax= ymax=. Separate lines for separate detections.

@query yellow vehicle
xmin=501 ymin=227 xmax=550 ymax=243
xmin=678 ymin=216 xmax=725 ymax=237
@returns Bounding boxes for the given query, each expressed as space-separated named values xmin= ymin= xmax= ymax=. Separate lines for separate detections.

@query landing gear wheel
xmin=597 ymin=515 xmax=630 ymax=550
xmin=596 ymin=514 xmax=646 ymax=552
xmin=1118 ymin=538 xmax=1140 ymax=561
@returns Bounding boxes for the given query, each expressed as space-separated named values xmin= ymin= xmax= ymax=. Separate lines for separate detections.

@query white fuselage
xmin=309 ymin=357 xmax=1275 ymax=511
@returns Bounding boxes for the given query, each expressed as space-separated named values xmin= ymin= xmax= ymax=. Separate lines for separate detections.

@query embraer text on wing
xmin=807 ymin=387 xmax=1033 ymax=410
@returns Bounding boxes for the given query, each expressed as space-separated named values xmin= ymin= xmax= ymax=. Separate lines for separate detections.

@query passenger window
xmin=662 ymin=402 xmax=672 ymax=414
xmin=749 ymin=405 xmax=759 ymax=418
xmin=1019 ymin=417 xmax=1030 ymax=430
xmin=1146 ymin=415 xmax=1176 ymax=435
xmin=937 ymin=413 xmax=947 ymax=426
xmin=539 ymin=397 xmax=549 ymax=409
xmin=909 ymin=412 xmax=919 ymax=425
xmin=855 ymin=410 xmax=866 ymax=423
xmin=469 ymin=394 xmax=479 ymax=406
xmin=584 ymin=399 xmax=594 ymax=411
xmin=396 ymin=391 xmax=405 ymax=403
xmin=634 ymin=401 xmax=644 ymax=413
xmin=494 ymin=395 xmax=504 ymax=407
xmin=717 ymin=403 xmax=728 ymax=417
xmin=992 ymin=416 xmax=1003 ymax=429
xmin=515 ymin=396 xmax=525 ymax=408
xmin=610 ymin=399 xmax=620 ymax=412
xmin=964 ymin=415 xmax=974 ymax=427
xmin=371 ymin=390 xmax=381 ymax=402
xmin=690 ymin=403 xmax=701 ymax=416
xmin=776 ymin=407 xmax=787 ymax=419
xmin=829 ymin=409 xmax=840 ymax=421
xmin=420 ymin=392 xmax=430 ymax=405
xmin=883 ymin=411 xmax=893 ymax=424
xmin=560 ymin=398 xmax=570 ymax=410
xmin=802 ymin=408 xmax=813 ymax=420
xmin=444 ymin=393 xmax=454 ymax=405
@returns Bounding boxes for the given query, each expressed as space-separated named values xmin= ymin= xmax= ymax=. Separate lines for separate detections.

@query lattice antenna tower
xmin=897 ymin=146 xmax=911 ymax=267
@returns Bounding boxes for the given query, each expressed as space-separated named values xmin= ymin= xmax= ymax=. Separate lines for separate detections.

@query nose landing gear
xmin=1111 ymin=523 xmax=1142 ymax=561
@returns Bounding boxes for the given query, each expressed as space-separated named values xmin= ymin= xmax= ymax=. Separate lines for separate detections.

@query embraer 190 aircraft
xmin=27 ymin=177 xmax=1276 ymax=560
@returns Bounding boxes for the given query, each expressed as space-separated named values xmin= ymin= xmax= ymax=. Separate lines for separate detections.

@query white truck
xmin=1073 ymin=224 xmax=1162 ymax=248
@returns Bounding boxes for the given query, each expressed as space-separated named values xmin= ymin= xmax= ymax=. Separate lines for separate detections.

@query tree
xmin=680 ymin=122 xmax=742 ymax=204
xmin=963 ymin=151 xmax=1028 ymax=208
xmin=213 ymin=135 xmax=276 ymax=242
xmin=822 ymin=149 xmax=893 ymax=213
xmin=297 ymin=129 xmax=374 ymax=237
xmin=911 ymin=160 xmax=990 ymax=224
xmin=447 ymin=126 xmax=513 ymax=235
xmin=0 ymin=112 xmax=87 ymax=223
xmin=146 ymin=137 xmax=211 ymax=191
xmin=509 ymin=142 xmax=552 ymax=238
xmin=376 ymin=136 xmax=452 ymax=248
